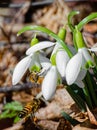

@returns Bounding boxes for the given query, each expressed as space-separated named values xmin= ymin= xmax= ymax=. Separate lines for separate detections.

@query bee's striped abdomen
xmin=18 ymin=102 xmax=33 ymax=118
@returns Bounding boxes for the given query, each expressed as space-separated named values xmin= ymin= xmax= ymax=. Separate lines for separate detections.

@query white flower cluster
xmin=12 ymin=40 xmax=97 ymax=100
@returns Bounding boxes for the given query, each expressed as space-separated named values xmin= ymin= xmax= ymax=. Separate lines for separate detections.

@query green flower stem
xmin=86 ymin=71 xmax=97 ymax=107
xmin=73 ymin=29 xmax=78 ymax=50
xmin=93 ymin=53 xmax=97 ymax=70
xmin=68 ymin=11 xmax=79 ymax=32
xmin=61 ymin=111 xmax=80 ymax=126
xmin=77 ymin=12 xmax=97 ymax=31
xmin=83 ymin=80 xmax=93 ymax=109
xmin=65 ymin=85 xmax=86 ymax=112
xmin=17 ymin=25 xmax=73 ymax=58
xmin=93 ymin=67 xmax=97 ymax=80
xmin=89 ymin=70 xmax=97 ymax=96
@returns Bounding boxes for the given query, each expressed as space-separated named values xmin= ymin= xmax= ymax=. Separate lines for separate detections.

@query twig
xmin=0 ymin=25 xmax=10 ymax=42
xmin=0 ymin=0 xmax=89 ymax=8
xmin=0 ymin=82 xmax=40 ymax=93
xmin=9 ymin=0 xmax=31 ymax=36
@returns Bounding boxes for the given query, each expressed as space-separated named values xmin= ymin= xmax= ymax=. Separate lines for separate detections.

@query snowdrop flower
xmin=12 ymin=41 xmax=55 ymax=85
xmin=56 ymin=50 xmax=70 ymax=78
xmin=66 ymin=47 xmax=94 ymax=86
xmin=42 ymin=66 xmax=58 ymax=100
xmin=26 ymin=41 xmax=55 ymax=55
xmin=12 ymin=54 xmax=32 ymax=85
xmin=38 ymin=54 xmax=52 ymax=76
xmin=55 ymin=44 xmax=76 ymax=79
xmin=75 ymin=69 xmax=87 ymax=88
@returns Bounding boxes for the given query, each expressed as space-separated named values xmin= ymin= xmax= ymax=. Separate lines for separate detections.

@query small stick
xmin=0 ymin=82 xmax=40 ymax=93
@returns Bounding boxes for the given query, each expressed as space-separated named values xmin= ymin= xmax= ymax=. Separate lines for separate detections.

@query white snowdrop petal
xmin=26 ymin=41 xmax=55 ymax=55
xmin=66 ymin=52 xmax=82 ymax=85
xmin=39 ymin=54 xmax=50 ymax=62
xmin=79 ymin=47 xmax=93 ymax=62
xmin=88 ymin=48 xmax=97 ymax=52
xmin=77 ymin=69 xmax=87 ymax=81
xmin=75 ymin=80 xmax=85 ymax=88
xmin=56 ymin=50 xmax=70 ymax=77
xmin=42 ymin=66 xmax=57 ymax=100
xmin=12 ymin=56 xmax=32 ymax=85
xmin=51 ymin=43 xmax=62 ymax=55
xmin=39 ymin=54 xmax=51 ymax=67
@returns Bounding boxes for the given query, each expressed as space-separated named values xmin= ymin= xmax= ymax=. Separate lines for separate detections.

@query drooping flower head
xmin=12 ymin=41 xmax=55 ymax=85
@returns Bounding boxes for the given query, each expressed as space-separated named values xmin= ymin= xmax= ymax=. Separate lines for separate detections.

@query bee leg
xmin=30 ymin=112 xmax=34 ymax=121
xmin=36 ymin=91 xmax=43 ymax=99
xmin=33 ymin=116 xmax=38 ymax=125
xmin=40 ymin=96 xmax=49 ymax=105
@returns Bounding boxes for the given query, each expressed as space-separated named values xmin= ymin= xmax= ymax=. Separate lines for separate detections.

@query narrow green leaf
xmin=77 ymin=12 xmax=97 ymax=30
xmin=17 ymin=25 xmax=73 ymax=58
xmin=65 ymin=85 xmax=86 ymax=112
xmin=61 ymin=111 xmax=80 ymax=126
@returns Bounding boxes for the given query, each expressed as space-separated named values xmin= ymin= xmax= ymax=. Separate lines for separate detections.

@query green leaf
xmin=4 ymin=101 xmax=23 ymax=111
xmin=77 ymin=12 xmax=97 ymax=30
xmin=13 ymin=116 xmax=21 ymax=123
xmin=17 ymin=25 xmax=73 ymax=58
xmin=8 ymin=111 xmax=17 ymax=118
xmin=0 ymin=110 xmax=10 ymax=119
xmin=0 ymin=101 xmax=23 ymax=120
xmin=66 ymin=85 xmax=86 ymax=112
xmin=61 ymin=111 xmax=80 ymax=126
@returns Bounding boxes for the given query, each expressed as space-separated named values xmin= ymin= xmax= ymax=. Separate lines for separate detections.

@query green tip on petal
xmin=85 ymin=60 xmax=95 ymax=69
xmin=30 ymin=65 xmax=40 ymax=72
xmin=50 ymin=53 xmax=56 ymax=66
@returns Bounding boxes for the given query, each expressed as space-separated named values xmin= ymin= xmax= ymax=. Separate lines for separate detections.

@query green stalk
xmin=77 ymin=12 xmax=97 ymax=31
xmin=83 ymin=80 xmax=93 ymax=109
xmin=17 ymin=25 xmax=73 ymax=58
xmin=65 ymin=85 xmax=86 ymax=112
xmin=89 ymin=70 xmax=97 ymax=95
xmin=73 ymin=29 xmax=78 ymax=50
xmin=61 ymin=111 xmax=80 ymax=126
xmin=68 ymin=11 xmax=79 ymax=32
xmin=93 ymin=67 xmax=97 ymax=80
xmin=86 ymin=71 xmax=97 ymax=107
xmin=93 ymin=53 xmax=97 ymax=70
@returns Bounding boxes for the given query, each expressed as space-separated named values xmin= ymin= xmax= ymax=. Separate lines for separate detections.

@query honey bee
xmin=29 ymin=71 xmax=44 ymax=85
xmin=18 ymin=98 xmax=44 ymax=119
